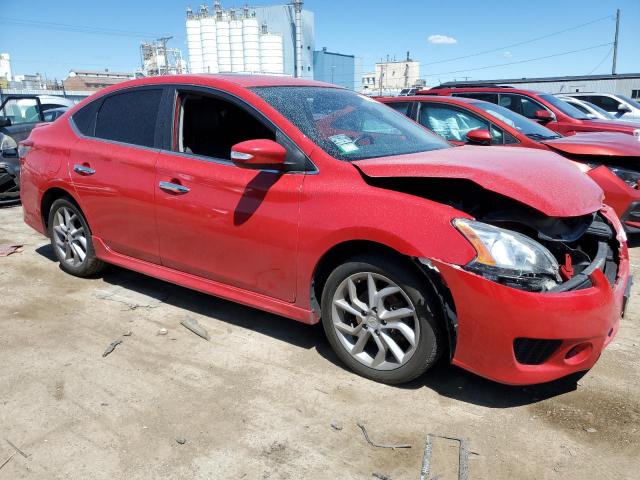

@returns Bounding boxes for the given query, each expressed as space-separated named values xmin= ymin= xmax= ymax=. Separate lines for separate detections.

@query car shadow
xmin=233 ymin=171 xmax=281 ymax=226
xmin=35 ymin=243 xmax=583 ymax=408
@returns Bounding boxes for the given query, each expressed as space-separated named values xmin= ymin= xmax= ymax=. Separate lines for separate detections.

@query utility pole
xmin=612 ymin=9 xmax=620 ymax=75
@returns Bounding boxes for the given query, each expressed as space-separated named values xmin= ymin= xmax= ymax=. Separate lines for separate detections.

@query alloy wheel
xmin=331 ymin=272 xmax=420 ymax=371
xmin=52 ymin=206 xmax=88 ymax=267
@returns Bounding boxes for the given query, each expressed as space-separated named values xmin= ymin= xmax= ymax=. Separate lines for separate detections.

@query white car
xmin=560 ymin=92 xmax=640 ymax=122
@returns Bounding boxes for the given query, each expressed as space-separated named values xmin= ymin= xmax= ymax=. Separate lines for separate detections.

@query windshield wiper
xmin=526 ymin=133 xmax=561 ymax=140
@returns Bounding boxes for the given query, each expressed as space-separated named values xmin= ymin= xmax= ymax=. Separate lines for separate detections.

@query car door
xmin=0 ymin=96 xmax=43 ymax=144
xmin=153 ymin=86 xmax=304 ymax=302
xmin=68 ymin=86 xmax=166 ymax=264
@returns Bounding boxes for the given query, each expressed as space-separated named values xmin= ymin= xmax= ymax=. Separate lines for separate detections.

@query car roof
xmin=107 ymin=74 xmax=339 ymax=92
xmin=418 ymin=86 xmax=546 ymax=95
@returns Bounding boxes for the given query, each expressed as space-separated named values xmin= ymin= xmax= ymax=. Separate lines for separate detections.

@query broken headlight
xmin=609 ymin=166 xmax=640 ymax=189
xmin=454 ymin=218 xmax=561 ymax=291
xmin=0 ymin=133 xmax=18 ymax=155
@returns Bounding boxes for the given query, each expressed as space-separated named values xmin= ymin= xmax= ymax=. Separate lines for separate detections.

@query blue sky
xmin=2 ymin=0 xmax=638 ymax=86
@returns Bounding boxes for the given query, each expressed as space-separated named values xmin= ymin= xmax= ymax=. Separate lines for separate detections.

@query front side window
xmin=251 ymin=86 xmax=449 ymax=162
xmin=94 ymin=89 xmax=163 ymax=148
xmin=418 ymin=103 xmax=501 ymax=143
xmin=583 ymin=95 xmax=622 ymax=113
xmin=498 ymin=94 xmax=547 ymax=120
xmin=472 ymin=102 xmax=561 ymax=140
xmin=176 ymin=92 xmax=274 ymax=160
xmin=539 ymin=94 xmax=589 ymax=119
xmin=0 ymin=98 xmax=40 ymax=125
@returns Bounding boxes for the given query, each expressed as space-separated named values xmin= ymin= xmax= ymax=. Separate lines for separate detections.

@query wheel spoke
xmin=382 ymin=321 xmax=416 ymax=346
xmin=374 ymin=286 xmax=401 ymax=311
xmin=371 ymin=333 xmax=388 ymax=368
xmin=334 ymin=320 xmax=363 ymax=336
xmin=379 ymin=307 xmax=414 ymax=321
xmin=347 ymin=278 xmax=369 ymax=313
xmin=334 ymin=298 xmax=363 ymax=319
xmin=71 ymin=241 xmax=86 ymax=262
xmin=380 ymin=332 xmax=405 ymax=364
xmin=351 ymin=330 xmax=371 ymax=354
xmin=366 ymin=273 xmax=377 ymax=308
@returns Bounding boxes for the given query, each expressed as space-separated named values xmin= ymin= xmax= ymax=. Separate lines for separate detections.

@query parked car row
xmin=0 ymin=95 xmax=73 ymax=205
xmin=17 ymin=75 xmax=632 ymax=387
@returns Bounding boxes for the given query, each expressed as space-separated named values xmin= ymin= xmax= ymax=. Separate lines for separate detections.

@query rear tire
xmin=321 ymin=254 xmax=444 ymax=384
xmin=48 ymin=198 xmax=105 ymax=277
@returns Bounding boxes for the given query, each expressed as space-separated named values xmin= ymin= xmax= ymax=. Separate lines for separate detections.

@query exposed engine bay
xmin=364 ymin=176 xmax=621 ymax=293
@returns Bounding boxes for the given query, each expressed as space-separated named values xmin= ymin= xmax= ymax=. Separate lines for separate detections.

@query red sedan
xmin=19 ymin=75 xmax=631 ymax=385
xmin=380 ymin=95 xmax=640 ymax=234
xmin=421 ymin=84 xmax=640 ymax=138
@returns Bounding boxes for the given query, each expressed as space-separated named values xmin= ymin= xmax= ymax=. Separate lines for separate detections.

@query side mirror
xmin=0 ymin=116 xmax=11 ymax=127
xmin=230 ymin=139 xmax=287 ymax=169
xmin=466 ymin=129 xmax=492 ymax=146
xmin=618 ymin=104 xmax=632 ymax=113
xmin=534 ymin=109 xmax=554 ymax=123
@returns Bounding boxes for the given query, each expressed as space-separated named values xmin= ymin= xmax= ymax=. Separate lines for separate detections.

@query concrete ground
xmin=0 ymin=204 xmax=639 ymax=480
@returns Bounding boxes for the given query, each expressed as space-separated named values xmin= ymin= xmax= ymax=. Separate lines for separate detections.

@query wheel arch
xmin=310 ymin=240 xmax=458 ymax=359
xmin=41 ymin=187 xmax=84 ymax=232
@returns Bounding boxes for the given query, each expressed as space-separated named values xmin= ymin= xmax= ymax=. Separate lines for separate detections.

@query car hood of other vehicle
xmin=542 ymin=132 xmax=640 ymax=158
xmin=353 ymin=146 xmax=603 ymax=217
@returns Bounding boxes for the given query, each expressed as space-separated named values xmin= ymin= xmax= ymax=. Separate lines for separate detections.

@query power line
xmin=588 ymin=45 xmax=614 ymax=75
xmin=423 ymin=14 xmax=614 ymax=66
xmin=0 ymin=17 xmax=178 ymax=39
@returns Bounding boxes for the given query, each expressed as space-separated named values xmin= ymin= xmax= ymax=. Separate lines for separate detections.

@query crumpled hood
xmin=353 ymin=146 xmax=603 ymax=217
xmin=542 ymin=131 xmax=640 ymax=157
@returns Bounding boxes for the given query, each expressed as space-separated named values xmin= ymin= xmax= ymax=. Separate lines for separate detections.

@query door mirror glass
xmin=231 ymin=139 xmax=286 ymax=169
xmin=466 ymin=129 xmax=492 ymax=145
xmin=534 ymin=109 xmax=554 ymax=123
xmin=0 ymin=116 xmax=11 ymax=127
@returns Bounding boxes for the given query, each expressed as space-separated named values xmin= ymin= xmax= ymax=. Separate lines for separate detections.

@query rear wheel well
xmin=311 ymin=240 xmax=457 ymax=359
xmin=41 ymin=188 xmax=79 ymax=230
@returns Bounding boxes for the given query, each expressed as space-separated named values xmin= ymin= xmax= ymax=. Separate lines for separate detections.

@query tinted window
xmin=386 ymin=102 xmax=412 ymax=116
xmin=251 ymin=86 xmax=449 ymax=162
xmin=539 ymin=94 xmax=590 ymax=119
xmin=95 ymin=89 xmax=163 ymax=147
xmin=452 ymin=92 xmax=499 ymax=104
xmin=583 ymin=95 xmax=621 ymax=113
xmin=498 ymin=94 xmax=547 ymax=119
xmin=72 ymin=100 xmax=101 ymax=136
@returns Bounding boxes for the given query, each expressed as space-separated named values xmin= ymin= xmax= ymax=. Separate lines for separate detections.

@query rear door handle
xmin=159 ymin=181 xmax=190 ymax=194
xmin=73 ymin=164 xmax=95 ymax=175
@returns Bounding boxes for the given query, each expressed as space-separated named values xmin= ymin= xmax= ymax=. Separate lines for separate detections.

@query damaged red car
xmin=20 ymin=75 xmax=631 ymax=385
xmin=380 ymin=95 xmax=640 ymax=234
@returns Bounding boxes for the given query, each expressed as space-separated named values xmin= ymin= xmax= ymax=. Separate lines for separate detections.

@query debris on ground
xmin=102 ymin=340 xmax=123 ymax=358
xmin=5 ymin=439 xmax=28 ymax=458
xmin=420 ymin=434 xmax=470 ymax=480
xmin=372 ymin=473 xmax=392 ymax=480
xmin=122 ymin=331 xmax=132 ymax=337
xmin=157 ymin=328 xmax=168 ymax=336
xmin=175 ymin=437 xmax=186 ymax=445
xmin=356 ymin=422 xmax=411 ymax=449
xmin=180 ymin=317 xmax=210 ymax=341
xmin=0 ymin=453 xmax=15 ymax=471
xmin=330 ymin=421 xmax=343 ymax=431
xmin=0 ymin=244 xmax=23 ymax=257
xmin=584 ymin=427 xmax=597 ymax=433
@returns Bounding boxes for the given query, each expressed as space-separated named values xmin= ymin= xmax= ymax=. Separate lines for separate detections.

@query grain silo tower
xmin=186 ymin=7 xmax=204 ymax=73
xmin=200 ymin=6 xmax=219 ymax=73
xmin=242 ymin=12 xmax=261 ymax=72
xmin=260 ymin=24 xmax=284 ymax=74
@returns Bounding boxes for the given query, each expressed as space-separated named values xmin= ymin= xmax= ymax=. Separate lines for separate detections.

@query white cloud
xmin=503 ymin=51 xmax=513 ymax=58
xmin=428 ymin=34 xmax=458 ymax=45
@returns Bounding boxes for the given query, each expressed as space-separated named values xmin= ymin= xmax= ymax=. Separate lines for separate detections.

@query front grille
xmin=514 ymin=338 xmax=562 ymax=365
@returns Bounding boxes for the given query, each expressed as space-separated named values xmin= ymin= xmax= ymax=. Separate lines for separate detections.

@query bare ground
xmin=0 ymin=205 xmax=638 ymax=479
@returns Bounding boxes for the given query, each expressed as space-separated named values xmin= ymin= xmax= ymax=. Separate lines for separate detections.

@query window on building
xmin=95 ymin=89 xmax=162 ymax=147
xmin=631 ymin=90 xmax=639 ymax=99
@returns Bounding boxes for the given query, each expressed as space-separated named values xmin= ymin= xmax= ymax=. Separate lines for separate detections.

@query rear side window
xmin=582 ymin=95 xmax=621 ymax=113
xmin=453 ymin=92 xmax=499 ymax=104
xmin=94 ymin=89 xmax=163 ymax=148
xmin=387 ymin=102 xmax=412 ymax=116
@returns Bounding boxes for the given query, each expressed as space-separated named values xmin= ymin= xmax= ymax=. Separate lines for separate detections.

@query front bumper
xmin=0 ymin=153 xmax=20 ymax=204
xmin=433 ymin=208 xmax=631 ymax=385
xmin=588 ymin=166 xmax=640 ymax=235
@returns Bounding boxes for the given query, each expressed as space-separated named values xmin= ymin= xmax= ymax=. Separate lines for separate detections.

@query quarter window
xmin=95 ymin=89 xmax=163 ymax=148
xmin=387 ymin=102 xmax=412 ymax=116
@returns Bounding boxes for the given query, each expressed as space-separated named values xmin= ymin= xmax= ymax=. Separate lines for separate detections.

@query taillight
xmin=18 ymin=140 xmax=33 ymax=160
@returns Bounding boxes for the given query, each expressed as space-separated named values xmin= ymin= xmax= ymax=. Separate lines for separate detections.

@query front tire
xmin=48 ymin=198 xmax=105 ymax=277
xmin=321 ymin=254 xmax=444 ymax=384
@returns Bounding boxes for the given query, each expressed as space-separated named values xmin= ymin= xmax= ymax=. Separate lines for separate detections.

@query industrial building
xmin=438 ymin=73 xmax=640 ymax=98
xmin=312 ymin=48 xmax=361 ymax=90
xmin=361 ymin=53 xmax=423 ymax=95
xmin=0 ymin=53 xmax=12 ymax=83
xmin=63 ymin=69 xmax=133 ymax=91
xmin=185 ymin=1 xmax=314 ymax=78
xmin=139 ymin=38 xmax=186 ymax=77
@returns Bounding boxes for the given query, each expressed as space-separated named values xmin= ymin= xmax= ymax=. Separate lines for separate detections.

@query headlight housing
xmin=609 ymin=166 xmax=640 ymax=189
xmin=454 ymin=218 xmax=561 ymax=291
xmin=0 ymin=133 xmax=18 ymax=154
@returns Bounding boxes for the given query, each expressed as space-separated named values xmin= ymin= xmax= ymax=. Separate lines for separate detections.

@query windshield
xmin=617 ymin=94 xmax=640 ymax=110
xmin=471 ymin=101 xmax=561 ymax=140
xmin=251 ymin=86 xmax=450 ymax=161
xmin=539 ymin=94 xmax=590 ymax=120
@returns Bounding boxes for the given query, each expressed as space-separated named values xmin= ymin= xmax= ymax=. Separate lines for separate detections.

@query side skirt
xmin=92 ymin=237 xmax=315 ymax=325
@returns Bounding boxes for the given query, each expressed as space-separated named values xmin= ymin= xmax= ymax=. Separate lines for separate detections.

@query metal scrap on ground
xmin=0 ymin=244 xmax=23 ymax=257
xmin=180 ymin=317 xmax=210 ymax=340
xmin=420 ymin=434 xmax=470 ymax=480
xmin=102 ymin=340 xmax=123 ymax=357
xmin=5 ymin=439 xmax=28 ymax=458
xmin=356 ymin=422 xmax=411 ymax=449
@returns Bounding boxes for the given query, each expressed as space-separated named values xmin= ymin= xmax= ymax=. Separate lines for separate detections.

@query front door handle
xmin=73 ymin=164 xmax=96 ymax=175
xmin=159 ymin=181 xmax=190 ymax=194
